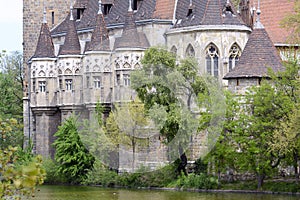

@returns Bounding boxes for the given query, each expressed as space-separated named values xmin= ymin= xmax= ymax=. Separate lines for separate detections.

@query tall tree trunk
xmin=177 ymin=145 xmax=187 ymax=175
xmin=256 ymin=173 xmax=265 ymax=190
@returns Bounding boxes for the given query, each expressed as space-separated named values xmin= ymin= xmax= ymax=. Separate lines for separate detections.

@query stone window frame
xmin=185 ymin=43 xmax=195 ymax=57
xmin=123 ymin=74 xmax=130 ymax=86
xmin=65 ymin=79 xmax=73 ymax=91
xmin=38 ymin=81 xmax=46 ymax=92
xmin=205 ymin=43 xmax=219 ymax=77
xmin=229 ymin=43 xmax=241 ymax=72
xmin=93 ymin=76 xmax=101 ymax=89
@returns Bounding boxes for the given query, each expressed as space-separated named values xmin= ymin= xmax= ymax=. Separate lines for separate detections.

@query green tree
xmin=112 ymin=99 xmax=151 ymax=172
xmin=281 ymin=1 xmax=300 ymax=44
xmin=201 ymin=91 xmax=240 ymax=183
xmin=0 ymin=118 xmax=23 ymax=150
xmin=268 ymin=60 xmax=300 ymax=179
xmin=0 ymin=147 xmax=45 ymax=200
xmin=53 ymin=116 xmax=95 ymax=183
xmin=0 ymin=51 xmax=23 ymax=121
xmin=131 ymin=47 xmax=205 ymax=174
xmin=235 ymin=81 xmax=291 ymax=190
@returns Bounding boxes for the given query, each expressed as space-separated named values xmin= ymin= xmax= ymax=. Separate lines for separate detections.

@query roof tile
xmin=33 ymin=22 xmax=56 ymax=58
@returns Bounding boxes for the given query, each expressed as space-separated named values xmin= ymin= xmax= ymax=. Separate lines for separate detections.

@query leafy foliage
xmin=0 ymin=51 xmax=23 ymax=121
xmin=0 ymin=147 xmax=45 ymax=199
xmin=131 ymin=47 xmax=206 ymax=173
xmin=0 ymin=118 xmax=23 ymax=150
xmin=53 ymin=116 xmax=95 ymax=183
xmin=281 ymin=1 xmax=300 ymax=43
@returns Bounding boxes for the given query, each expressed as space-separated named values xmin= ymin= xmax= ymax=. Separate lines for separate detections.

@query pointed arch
xmin=123 ymin=62 xmax=131 ymax=69
xmin=205 ymin=43 xmax=219 ymax=77
xmin=58 ymin=69 xmax=62 ymax=75
xmin=38 ymin=70 xmax=46 ymax=77
xmin=49 ymin=71 xmax=54 ymax=77
xmin=75 ymin=68 xmax=80 ymax=74
xmin=134 ymin=63 xmax=140 ymax=69
xmin=229 ymin=43 xmax=241 ymax=72
xmin=65 ymin=68 xmax=72 ymax=75
xmin=185 ymin=44 xmax=195 ymax=57
xmin=170 ymin=45 xmax=177 ymax=55
xmin=93 ymin=64 xmax=100 ymax=72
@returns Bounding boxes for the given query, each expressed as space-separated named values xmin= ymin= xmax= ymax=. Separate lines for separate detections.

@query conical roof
xmin=86 ymin=3 xmax=110 ymax=51
xmin=224 ymin=19 xmax=284 ymax=79
xmin=33 ymin=22 xmax=56 ymax=58
xmin=59 ymin=7 xmax=81 ymax=55
xmin=114 ymin=7 xmax=149 ymax=50
xmin=33 ymin=8 xmax=55 ymax=59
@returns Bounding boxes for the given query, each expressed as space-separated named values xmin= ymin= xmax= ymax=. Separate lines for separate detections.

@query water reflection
xmin=33 ymin=185 xmax=299 ymax=200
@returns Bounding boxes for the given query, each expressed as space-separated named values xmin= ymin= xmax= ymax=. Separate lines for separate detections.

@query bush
xmin=175 ymin=172 xmax=218 ymax=189
xmin=81 ymin=160 xmax=118 ymax=187
xmin=43 ymin=159 xmax=68 ymax=184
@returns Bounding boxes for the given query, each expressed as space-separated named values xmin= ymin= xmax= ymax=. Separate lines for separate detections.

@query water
xmin=33 ymin=185 xmax=299 ymax=200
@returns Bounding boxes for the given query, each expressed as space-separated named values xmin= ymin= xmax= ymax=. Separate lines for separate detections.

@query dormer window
xmin=77 ymin=8 xmax=85 ymax=20
xmin=103 ymin=4 xmax=112 ymax=15
xmin=133 ymin=0 xmax=142 ymax=11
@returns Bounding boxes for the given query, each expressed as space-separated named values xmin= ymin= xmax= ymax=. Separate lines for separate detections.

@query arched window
xmin=206 ymin=43 xmax=219 ymax=77
xmin=170 ymin=45 xmax=177 ymax=55
xmin=185 ymin=44 xmax=195 ymax=57
xmin=229 ymin=43 xmax=241 ymax=71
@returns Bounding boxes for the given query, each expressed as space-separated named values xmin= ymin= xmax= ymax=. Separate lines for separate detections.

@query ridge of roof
xmin=33 ymin=22 xmax=56 ymax=58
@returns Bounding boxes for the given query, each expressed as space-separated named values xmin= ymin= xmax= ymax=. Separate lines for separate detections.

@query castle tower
xmin=83 ymin=0 xmax=112 ymax=114
xmin=57 ymin=3 xmax=84 ymax=120
xmin=23 ymin=0 xmax=70 ymax=95
xmin=27 ymin=8 xmax=60 ymax=157
xmin=113 ymin=0 xmax=150 ymax=102
xmin=223 ymin=1 xmax=284 ymax=94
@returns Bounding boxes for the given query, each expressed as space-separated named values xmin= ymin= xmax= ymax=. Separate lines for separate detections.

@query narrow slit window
xmin=51 ymin=11 xmax=55 ymax=25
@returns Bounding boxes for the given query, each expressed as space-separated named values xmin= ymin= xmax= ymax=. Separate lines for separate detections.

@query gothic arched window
xmin=170 ymin=45 xmax=177 ymax=55
xmin=229 ymin=43 xmax=241 ymax=72
xmin=185 ymin=44 xmax=195 ymax=57
xmin=206 ymin=43 xmax=219 ymax=77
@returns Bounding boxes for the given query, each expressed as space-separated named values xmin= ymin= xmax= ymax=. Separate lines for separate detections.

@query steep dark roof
xmin=224 ymin=24 xmax=284 ymax=79
xmin=33 ymin=22 xmax=56 ymax=58
xmin=114 ymin=10 xmax=150 ymax=50
xmin=174 ymin=0 xmax=245 ymax=28
xmin=59 ymin=13 xmax=81 ymax=55
xmin=51 ymin=0 xmax=98 ymax=35
xmin=51 ymin=0 xmax=164 ymax=36
xmin=86 ymin=11 xmax=110 ymax=51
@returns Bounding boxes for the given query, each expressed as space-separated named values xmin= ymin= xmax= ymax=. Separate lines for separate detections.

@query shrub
xmin=43 ymin=159 xmax=68 ymax=184
xmin=175 ymin=172 xmax=218 ymax=189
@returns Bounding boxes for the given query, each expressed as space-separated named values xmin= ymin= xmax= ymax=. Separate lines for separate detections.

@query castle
xmin=22 ymin=0 xmax=295 ymax=171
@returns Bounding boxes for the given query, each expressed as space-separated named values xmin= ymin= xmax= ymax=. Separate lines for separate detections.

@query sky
xmin=0 ymin=0 xmax=23 ymax=53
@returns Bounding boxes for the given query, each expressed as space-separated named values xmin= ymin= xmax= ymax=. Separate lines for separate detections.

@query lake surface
xmin=33 ymin=185 xmax=299 ymax=200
